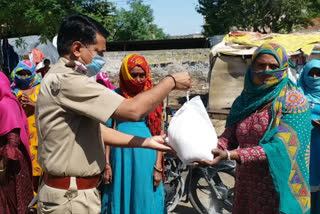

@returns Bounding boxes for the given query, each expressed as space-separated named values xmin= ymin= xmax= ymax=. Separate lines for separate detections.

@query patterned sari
xmin=227 ymin=43 xmax=311 ymax=213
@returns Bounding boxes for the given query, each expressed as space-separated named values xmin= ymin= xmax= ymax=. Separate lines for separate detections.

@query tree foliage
xmin=0 ymin=0 xmax=116 ymax=41
xmin=76 ymin=0 xmax=117 ymax=37
xmin=110 ymin=0 xmax=168 ymax=41
xmin=197 ymin=0 xmax=320 ymax=36
xmin=0 ymin=0 xmax=78 ymax=40
xmin=0 ymin=0 xmax=167 ymax=42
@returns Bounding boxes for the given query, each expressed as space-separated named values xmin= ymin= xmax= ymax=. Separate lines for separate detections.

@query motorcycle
xmin=164 ymin=153 xmax=235 ymax=214
xmin=164 ymin=105 xmax=236 ymax=214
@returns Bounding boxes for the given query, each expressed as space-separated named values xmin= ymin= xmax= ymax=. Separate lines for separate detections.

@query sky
xmin=112 ymin=0 xmax=204 ymax=36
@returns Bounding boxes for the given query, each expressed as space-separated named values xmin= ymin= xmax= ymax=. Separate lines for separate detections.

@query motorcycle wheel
xmin=164 ymin=156 xmax=185 ymax=212
xmin=165 ymin=175 xmax=185 ymax=212
xmin=188 ymin=169 xmax=235 ymax=214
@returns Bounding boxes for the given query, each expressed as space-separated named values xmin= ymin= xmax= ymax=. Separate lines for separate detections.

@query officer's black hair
xmin=57 ymin=14 xmax=110 ymax=56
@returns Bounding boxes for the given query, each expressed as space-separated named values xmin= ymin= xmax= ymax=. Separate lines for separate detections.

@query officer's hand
xmin=170 ymin=72 xmax=191 ymax=90
xmin=143 ymin=135 xmax=175 ymax=153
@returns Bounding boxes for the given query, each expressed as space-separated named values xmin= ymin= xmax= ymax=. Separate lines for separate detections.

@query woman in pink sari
xmin=0 ymin=72 xmax=33 ymax=214
xmin=96 ymin=72 xmax=116 ymax=90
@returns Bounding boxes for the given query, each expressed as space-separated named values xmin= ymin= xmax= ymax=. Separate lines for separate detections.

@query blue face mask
xmin=14 ymin=74 xmax=35 ymax=89
xmin=81 ymin=45 xmax=106 ymax=77
xmin=86 ymin=55 xmax=106 ymax=77
xmin=305 ymin=75 xmax=320 ymax=88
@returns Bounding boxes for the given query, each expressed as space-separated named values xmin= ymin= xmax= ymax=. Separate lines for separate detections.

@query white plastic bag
xmin=167 ymin=94 xmax=218 ymax=164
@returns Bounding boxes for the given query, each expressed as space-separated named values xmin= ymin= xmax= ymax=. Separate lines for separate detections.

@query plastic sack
xmin=167 ymin=95 xmax=218 ymax=164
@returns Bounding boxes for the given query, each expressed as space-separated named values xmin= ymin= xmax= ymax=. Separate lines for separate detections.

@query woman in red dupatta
xmin=101 ymin=54 xmax=166 ymax=214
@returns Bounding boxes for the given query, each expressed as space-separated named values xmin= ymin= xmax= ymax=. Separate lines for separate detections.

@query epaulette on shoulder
xmin=65 ymin=60 xmax=87 ymax=75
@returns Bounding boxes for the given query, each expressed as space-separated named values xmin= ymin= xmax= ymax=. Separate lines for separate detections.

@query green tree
xmin=197 ymin=0 xmax=320 ymax=36
xmin=111 ymin=0 xmax=168 ymax=41
xmin=0 ymin=0 xmax=116 ymax=41
xmin=0 ymin=0 xmax=79 ymax=41
xmin=76 ymin=0 xmax=117 ymax=37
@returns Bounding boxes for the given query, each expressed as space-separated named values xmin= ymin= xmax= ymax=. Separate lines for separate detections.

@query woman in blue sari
xmin=298 ymin=59 xmax=320 ymax=214
xmin=101 ymin=54 xmax=166 ymax=214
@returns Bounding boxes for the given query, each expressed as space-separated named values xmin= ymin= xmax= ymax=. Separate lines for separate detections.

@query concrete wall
xmin=102 ymin=48 xmax=211 ymax=106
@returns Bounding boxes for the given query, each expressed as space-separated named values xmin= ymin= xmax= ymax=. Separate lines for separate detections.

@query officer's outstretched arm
xmin=100 ymin=125 xmax=173 ymax=152
xmin=111 ymin=72 xmax=191 ymax=122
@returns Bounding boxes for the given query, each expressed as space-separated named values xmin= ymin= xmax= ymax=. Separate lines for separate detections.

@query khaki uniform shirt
xmin=35 ymin=57 xmax=124 ymax=177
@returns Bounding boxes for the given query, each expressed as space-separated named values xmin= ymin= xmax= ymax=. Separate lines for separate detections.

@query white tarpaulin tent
xmin=0 ymin=35 xmax=59 ymax=77
xmin=6 ymin=35 xmax=59 ymax=64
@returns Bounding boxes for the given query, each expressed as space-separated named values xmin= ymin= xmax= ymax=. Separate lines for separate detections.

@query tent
xmin=1 ymin=35 xmax=59 ymax=74
xmin=207 ymin=31 xmax=320 ymax=116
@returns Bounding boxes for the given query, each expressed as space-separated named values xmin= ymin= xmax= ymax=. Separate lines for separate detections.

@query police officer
xmin=35 ymin=14 xmax=191 ymax=213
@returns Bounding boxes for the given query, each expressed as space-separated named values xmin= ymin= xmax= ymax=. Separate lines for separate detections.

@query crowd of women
xmin=0 ymin=42 xmax=320 ymax=214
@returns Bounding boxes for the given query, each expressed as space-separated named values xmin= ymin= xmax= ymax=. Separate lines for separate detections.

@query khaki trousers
xmin=37 ymin=177 xmax=101 ymax=214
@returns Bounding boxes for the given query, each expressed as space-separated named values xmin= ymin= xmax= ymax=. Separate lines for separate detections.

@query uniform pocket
xmin=38 ymin=201 xmax=59 ymax=213
xmin=38 ymin=184 xmax=70 ymax=213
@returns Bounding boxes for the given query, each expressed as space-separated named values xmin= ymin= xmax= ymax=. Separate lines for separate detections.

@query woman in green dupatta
xmin=203 ymin=43 xmax=311 ymax=214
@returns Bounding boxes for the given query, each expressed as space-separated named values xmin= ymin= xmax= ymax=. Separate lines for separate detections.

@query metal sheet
xmin=208 ymin=55 xmax=251 ymax=110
